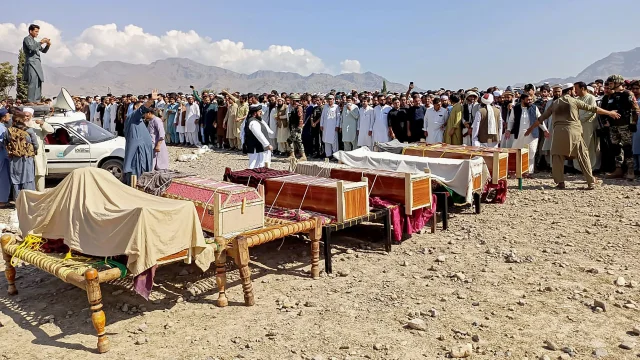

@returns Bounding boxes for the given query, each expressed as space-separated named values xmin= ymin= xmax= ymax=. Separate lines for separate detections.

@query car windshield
xmin=65 ymin=120 xmax=117 ymax=143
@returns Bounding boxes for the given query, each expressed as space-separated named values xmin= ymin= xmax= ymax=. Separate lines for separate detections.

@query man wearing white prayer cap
xmin=472 ymin=93 xmax=502 ymax=148
xmin=22 ymin=107 xmax=53 ymax=191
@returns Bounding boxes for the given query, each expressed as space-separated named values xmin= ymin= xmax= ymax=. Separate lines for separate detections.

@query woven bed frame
xmin=0 ymin=216 xmax=321 ymax=354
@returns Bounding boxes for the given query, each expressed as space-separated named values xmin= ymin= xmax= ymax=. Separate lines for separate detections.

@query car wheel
xmin=101 ymin=159 xmax=124 ymax=181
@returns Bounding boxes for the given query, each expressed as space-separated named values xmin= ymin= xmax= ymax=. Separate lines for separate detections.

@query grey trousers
xmin=25 ymin=67 xmax=42 ymax=103
xmin=13 ymin=182 xmax=35 ymax=201
xmin=552 ymin=145 xmax=595 ymax=185
xmin=343 ymin=140 xmax=357 ymax=151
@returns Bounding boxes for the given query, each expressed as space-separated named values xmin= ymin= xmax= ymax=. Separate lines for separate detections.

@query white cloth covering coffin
xmin=332 ymin=147 xmax=489 ymax=204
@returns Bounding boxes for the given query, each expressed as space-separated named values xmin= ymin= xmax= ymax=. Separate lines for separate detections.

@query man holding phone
xmin=22 ymin=24 xmax=51 ymax=103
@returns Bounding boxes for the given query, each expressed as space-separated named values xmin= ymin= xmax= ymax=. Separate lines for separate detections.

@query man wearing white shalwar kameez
xmin=341 ymin=96 xmax=360 ymax=150
xmin=265 ymin=95 xmax=278 ymax=149
xmin=472 ymin=93 xmax=503 ymax=148
xmin=244 ymin=104 xmax=273 ymax=169
xmin=185 ymin=95 xmax=200 ymax=146
xmin=320 ymin=95 xmax=341 ymax=157
xmin=371 ymin=95 xmax=391 ymax=145
xmin=357 ymin=97 xmax=374 ymax=148
xmin=505 ymin=93 xmax=548 ymax=173
xmin=423 ymin=98 xmax=449 ymax=144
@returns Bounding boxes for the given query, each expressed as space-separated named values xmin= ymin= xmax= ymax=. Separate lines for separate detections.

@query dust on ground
xmin=0 ymin=147 xmax=639 ymax=360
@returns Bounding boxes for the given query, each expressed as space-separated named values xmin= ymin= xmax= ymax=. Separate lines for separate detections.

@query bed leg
xmin=214 ymin=237 xmax=228 ymax=307
xmin=85 ymin=268 xmax=110 ymax=353
xmin=233 ymin=238 xmax=254 ymax=306
xmin=442 ymin=194 xmax=449 ymax=231
xmin=309 ymin=219 xmax=322 ymax=279
xmin=323 ymin=227 xmax=333 ymax=274
xmin=430 ymin=210 xmax=436 ymax=234
xmin=518 ymin=178 xmax=523 ymax=190
xmin=473 ymin=192 xmax=481 ymax=214
xmin=382 ymin=209 xmax=392 ymax=252
xmin=1 ymin=235 xmax=17 ymax=295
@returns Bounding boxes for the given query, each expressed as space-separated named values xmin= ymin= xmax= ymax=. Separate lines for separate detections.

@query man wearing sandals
xmin=525 ymin=83 xmax=621 ymax=190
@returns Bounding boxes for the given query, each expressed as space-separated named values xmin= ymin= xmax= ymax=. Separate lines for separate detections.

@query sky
xmin=0 ymin=0 xmax=638 ymax=90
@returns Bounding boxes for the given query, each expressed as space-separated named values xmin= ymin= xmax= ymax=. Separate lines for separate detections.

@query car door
xmin=45 ymin=124 xmax=92 ymax=174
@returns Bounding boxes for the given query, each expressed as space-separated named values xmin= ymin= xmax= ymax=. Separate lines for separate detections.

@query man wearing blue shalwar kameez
xmin=123 ymin=91 xmax=157 ymax=185
xmin=0 ymin=108 xmax=11 ymax=206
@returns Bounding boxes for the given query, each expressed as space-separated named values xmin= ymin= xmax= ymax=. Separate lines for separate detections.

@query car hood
xmin=95 ymin=136 xmax=126 ymax=148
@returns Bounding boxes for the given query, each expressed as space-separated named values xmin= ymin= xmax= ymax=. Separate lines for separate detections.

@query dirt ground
xmin=1 ymin=147 xmax=639 ymax=360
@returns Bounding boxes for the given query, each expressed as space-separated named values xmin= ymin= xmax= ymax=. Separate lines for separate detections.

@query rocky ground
xmin=1 ymin=146 xmax=640 ymax=360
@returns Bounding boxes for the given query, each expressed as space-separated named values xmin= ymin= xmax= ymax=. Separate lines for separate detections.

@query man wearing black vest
xmin=505 ymin=93 xmax=549 ymax=174
xmin=243 ymin=104 xmax=273 ymax=169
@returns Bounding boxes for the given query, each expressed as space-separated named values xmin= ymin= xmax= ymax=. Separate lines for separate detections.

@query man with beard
xmin=387 ymin=98 xmax=407 ymax=142
xmin=371 ymin=94 xmax=391 ymax=144
xmin=539 ymin=84 xmax=563 ymax=170
xmin=287 ymin=94 xmax=307 ymax=161
xmin=215 ymin=96 xmax=228 ymax=149
xmin=500 ymin=90 xmax=515 ymax=148
xmin=265 ymin=94 xmax=278 ymax=151
xmin=22 ymin=24 xmax=51 ymax=103
xmin=525 ymin=83 xmax=620 ymax=189
xmin=601 ymin=74 xmax=639 ymax=180
xmin=424 ymin=98 xmax=449 ymax=144
xmin=202 ymin=95 xmax=218 ymax=146
xmin=407 ymin=93 xmax=425 ymax=142
xmin=445 ymin=94 xmax=463 ymax=145
xmin=308 ymin=95 xmax=324 ymax=158
xmin=462 ymin=91 xmax=480 ymax=145
xmin=320 ymin=95 xmax=341 ymax=158
xmin=341 ymin=95 xmax=360 ymax=150
xmin=357 ymin=96 xmax=374 ymax=148
xmin=573 ymin=82 xmax=598 ymax=172
xmin=472 ymin=94 xmax=502 ymax=148
xmin=505 ymin=94 xmax=548 ymax=173
xmin=243 ymin=104 xmax=273 ymax=169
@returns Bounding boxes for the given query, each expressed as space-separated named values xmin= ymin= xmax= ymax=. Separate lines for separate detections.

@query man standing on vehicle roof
xmin=23 ymin=107 xmax=53 ymax=191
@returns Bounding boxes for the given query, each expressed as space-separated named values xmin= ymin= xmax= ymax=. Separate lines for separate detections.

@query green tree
xmin=16 ymin=49 xmax=27 ymax=101
xmin=0 ymin=62 xmax=15 ymax=101
xmin=381 ymin=80 xmax=387 ymax=94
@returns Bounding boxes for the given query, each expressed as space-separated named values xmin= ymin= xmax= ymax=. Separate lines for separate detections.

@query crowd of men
xmin=0 ymin=74 xmax=637 ymax=189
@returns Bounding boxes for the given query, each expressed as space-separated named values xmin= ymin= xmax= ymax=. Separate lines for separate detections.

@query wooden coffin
xmin=323 ymin=167 xmax=431 ymax=215
xmin=402 ymin=146 xmax=508 ymax=184
xmin=421 ymin=143 xmax=529 ymax=179
xmin=264 ymin=174 xmax=369 ymax=223
xmin=163 ymin=177 xmax=265 ymax=237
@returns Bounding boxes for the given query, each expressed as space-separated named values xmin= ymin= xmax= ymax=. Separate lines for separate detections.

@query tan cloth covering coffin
xmin=15 ymin=167 xmax=214 ymax=277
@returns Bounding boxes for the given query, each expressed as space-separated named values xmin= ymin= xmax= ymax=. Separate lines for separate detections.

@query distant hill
xmin=533 ymin=47 xmax=640 ymax=85
xmin=0 ymin=52 xmax=416 ymax=97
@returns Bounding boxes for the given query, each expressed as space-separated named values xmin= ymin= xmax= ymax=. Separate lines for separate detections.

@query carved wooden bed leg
xmin=233 ymin=237 xmax=254 ymax=306
xmin=309 ymin=218 xmax=322 ymax=279
xmin=214 ymin=237 xmax=229 ymax=307
xmin=84 ymin=268 xmax=110 ymax=353
xmin=1 ymin=235 xmax=17 ymax=295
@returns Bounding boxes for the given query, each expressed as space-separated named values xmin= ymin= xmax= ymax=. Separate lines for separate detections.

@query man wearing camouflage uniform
xmin=287 ymin=93 xmax=307 ymax=161
xmin=601 ymin=75 xmax=639 ymax=180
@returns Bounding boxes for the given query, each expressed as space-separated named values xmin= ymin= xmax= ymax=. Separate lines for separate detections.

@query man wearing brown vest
xmin=472 ymin=93 xmax=502 ymax=148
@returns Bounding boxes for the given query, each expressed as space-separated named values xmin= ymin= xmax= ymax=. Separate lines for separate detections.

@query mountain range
xmin=0 ymin=51 xmax=415 ymax=97
xmin=519 ymin=47 xmax=640 ymax=87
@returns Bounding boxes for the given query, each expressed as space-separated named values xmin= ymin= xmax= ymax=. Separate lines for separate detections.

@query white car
xmin=45 ymin=112 xmax=125 ymax=180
